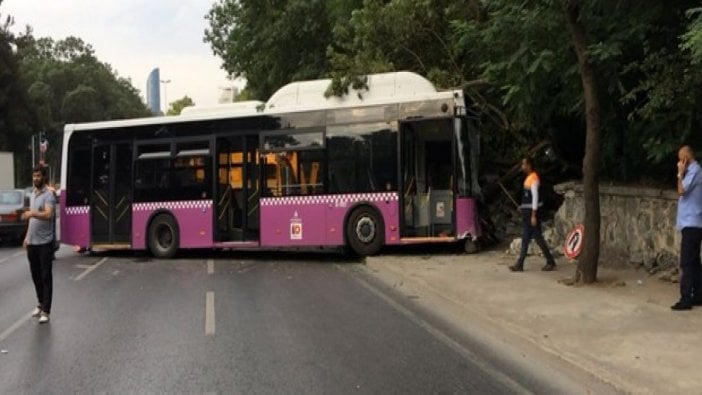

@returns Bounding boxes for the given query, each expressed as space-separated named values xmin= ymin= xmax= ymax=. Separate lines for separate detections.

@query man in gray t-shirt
xmin=22 ymin=165 xmax=56 ymax=324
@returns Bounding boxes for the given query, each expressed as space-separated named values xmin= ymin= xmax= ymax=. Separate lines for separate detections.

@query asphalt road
xmin=0 ymin=245 xmax=564 ymax=394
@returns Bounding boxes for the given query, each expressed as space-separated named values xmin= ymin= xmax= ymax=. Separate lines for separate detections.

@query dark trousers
xmin=517 ymin=210 xmax=556 ymax=265
xmin=679 ymin=227 xmax=702 ymax=304
xmin=27 ymin=243 xmax=54 ymax=314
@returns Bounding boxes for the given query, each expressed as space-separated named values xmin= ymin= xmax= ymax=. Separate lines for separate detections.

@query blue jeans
xmin=679 ymin=227 xmax=702 ymax=304
xmin=516 ymin=210 xmax=555 ymax=266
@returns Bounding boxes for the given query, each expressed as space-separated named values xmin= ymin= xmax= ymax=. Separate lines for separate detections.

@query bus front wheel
xmin=148 ymin=214 xmax=179 ymax=259
xmin=346 ymin=206 xmax=384 ymax=256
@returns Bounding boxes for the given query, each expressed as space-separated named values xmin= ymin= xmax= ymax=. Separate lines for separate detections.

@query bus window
xmin=297 ymin=151 xmax=323 ymax=195
xmin=66 ymin=134 xmax=92 ymax=206
xmin=326 ymin=123 xmax=397 ymax=194
xmin=264 ymin=162 xmax=280 ymax=196
xmin=262 ymin=150 xmax=324 ymax=196
xmin=262 ymin=130 xmax=324 ymax=150
xmin=135 ymin=153 xmax=211 ymax=202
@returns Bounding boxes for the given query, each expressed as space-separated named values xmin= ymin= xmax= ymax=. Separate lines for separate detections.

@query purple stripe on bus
xmin=61 ymin=203 xmax=91 ymax=248
xmin=456 ymin=197 xmax=480 ymax=240
xmin=131 ymin=200 xmax=214 ymax=250
xmin=260 ymin=193 xmax=400 ymax=247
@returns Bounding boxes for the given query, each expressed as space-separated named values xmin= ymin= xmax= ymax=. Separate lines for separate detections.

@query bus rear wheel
xmin=148 ymin=214 xmax=179 ymax=259
xmin=464 ymin=238 xmax=479 ymax=254
xmin=346 ymin=206 xmax=384 ymax=256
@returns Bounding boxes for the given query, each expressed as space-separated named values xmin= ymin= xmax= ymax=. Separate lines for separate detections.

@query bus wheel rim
xmin=355 ymin=217 xmax=375 ymax=244
xmin=157 ymin=225 xmax=172 ymax=247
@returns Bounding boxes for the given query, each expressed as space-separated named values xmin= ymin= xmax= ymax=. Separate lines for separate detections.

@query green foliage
xmin=61 ymin=85 xmax=102 ymax=122
xmin=0 ymin=6 xmax=38 ymax=185
xmin=166 ymin=95 xmax=195 ymax=116
xmin=205 ymin=0 xmax=361 ymax=100
xmin=326 ymin=0 xmax=478 ymax=96
xmin=233 ymin=88 xmax=256 ymax=102
xmin=204 ymin=0 xmax=702 ymax=184
xmin=9 ymin=34 xmax=151 ymax=184
xmin=17 ymin=35 xmax=150 ymax=126
xmin=682 ymin=7 xmax=702 ymax=64
xmin=0 ymin=2 xmax=149 ymax=184
xmin=454 ymin=0 xmax=702 ymax=181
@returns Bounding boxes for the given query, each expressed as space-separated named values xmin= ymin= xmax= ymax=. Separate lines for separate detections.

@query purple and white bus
xmin=59 ymin=72 xmax=482 ymax=258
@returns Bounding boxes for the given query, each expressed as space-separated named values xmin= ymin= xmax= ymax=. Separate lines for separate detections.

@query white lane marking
xmin=75 ymin=264 xmax=92 ymax=269
xmin=207 ymin=259 xmax=214 ymax=275
xmin=12 ymin=251 xmax=24 ymax=258
xmin=0 ymin=257 xmax=9 ymax=264
xmin=345 ymin=269 xmax=529 ymax=395
xmin=0 ymin=311 xmax=33 ymax=344
xmin=205 ymin=291 xmax=215 ymax=336
xmin=75 ymin=257 xmax=108 ymax=282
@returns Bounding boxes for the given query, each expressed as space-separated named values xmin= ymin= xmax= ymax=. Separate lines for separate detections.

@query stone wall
xmin=553 ymin=182 xmax=679 ymax=271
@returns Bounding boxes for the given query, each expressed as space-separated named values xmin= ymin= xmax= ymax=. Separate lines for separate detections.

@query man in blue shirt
xmin=673 ymin=145 xmax=702 ymax=310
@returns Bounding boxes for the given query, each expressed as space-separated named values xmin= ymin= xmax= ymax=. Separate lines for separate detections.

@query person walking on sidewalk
xmin=509 ymin=157 xmax=557 ymax=272
xmin=22 ymin=164 xmax=57 ymax=323
xmin=672 ymin=145 xmax=702 ymax=311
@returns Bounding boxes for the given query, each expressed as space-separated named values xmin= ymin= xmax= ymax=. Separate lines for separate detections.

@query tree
xmin=327 ymin=0 xmax=480 ymax=90
xmin=452 ymin=0 xmax=702 ymax=282
xmin=203 ymin=0 xmax=702 ymax=282
xmin=17 ymin=35 xmax=150 ymax=125
xmin=13 ymin=33 xmax=150 ymax=184
xmin=204 ymin=0 xmax=362 ymax=100
xmin=60 ymin=84 xmax=102 ymax=122
xmin=0 ymin=6 xmax=37 ymax=185
xmin=166 ymin=95 xmax=195 ymax=116
xmin=682 ymin=7 xmax=702 ymax=63
xmin=562 ymin=0 xmax=601 ymax=283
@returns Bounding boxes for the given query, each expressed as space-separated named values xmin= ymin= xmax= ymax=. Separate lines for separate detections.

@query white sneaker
xmin=38 ymin=314 xmax=49 ymax=324
xmin=31 ymin=307 xmax=42 ymax=317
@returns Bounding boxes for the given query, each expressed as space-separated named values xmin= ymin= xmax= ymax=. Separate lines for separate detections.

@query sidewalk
xmin=363 ymin=250 xmax=702 ymax=394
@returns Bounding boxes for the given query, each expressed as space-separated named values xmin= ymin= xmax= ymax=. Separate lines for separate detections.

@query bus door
xmin=215 ymin=136 xmax=260 ymax=241
xmin=399 ymin=119 xmax=455 ymax=238
xmin=90 ymin=142 xmax=133 ymax=245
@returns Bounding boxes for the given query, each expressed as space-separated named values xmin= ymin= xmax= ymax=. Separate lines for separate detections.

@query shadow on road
xmin=58 ymin=238 xmax=499 ymax=265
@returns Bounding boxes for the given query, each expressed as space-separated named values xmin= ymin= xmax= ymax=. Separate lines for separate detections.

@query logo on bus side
xmin=290 ymin=211 xmax=303 ymax=240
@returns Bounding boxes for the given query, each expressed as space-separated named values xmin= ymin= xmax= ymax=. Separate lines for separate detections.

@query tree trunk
xmin=563 ymin=0 xmax=600 ymax=284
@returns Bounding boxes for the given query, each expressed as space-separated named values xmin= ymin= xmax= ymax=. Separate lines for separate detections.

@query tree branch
xmin=399 ymin=45 xmax=428 ymax=73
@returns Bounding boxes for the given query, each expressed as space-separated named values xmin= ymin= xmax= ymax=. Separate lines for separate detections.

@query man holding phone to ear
xmin=673 ymin=145 xmax=702 ymax=310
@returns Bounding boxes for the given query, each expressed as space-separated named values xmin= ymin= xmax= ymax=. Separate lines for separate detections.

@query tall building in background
xmin=218 ymin=86 xmax=240 ymax=104
xmin=146 ymin=68 xmax=161 ymax=115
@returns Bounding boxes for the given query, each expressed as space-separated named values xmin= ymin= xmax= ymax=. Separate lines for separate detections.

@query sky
xmin=2 ymin=0 xmax=244 ymax=111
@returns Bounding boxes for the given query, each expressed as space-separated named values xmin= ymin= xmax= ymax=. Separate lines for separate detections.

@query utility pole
xmin=39 ymin=131 xmax=45 ymax=164
xmin=31 ymin=134 xmax=35 ymax=166
xmin=160 ymin=78 xmax=171 ymax=114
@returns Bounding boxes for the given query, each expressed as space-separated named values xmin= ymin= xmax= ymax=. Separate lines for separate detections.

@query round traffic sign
xmin=564 ymin=224 xmax=584 ymax=259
